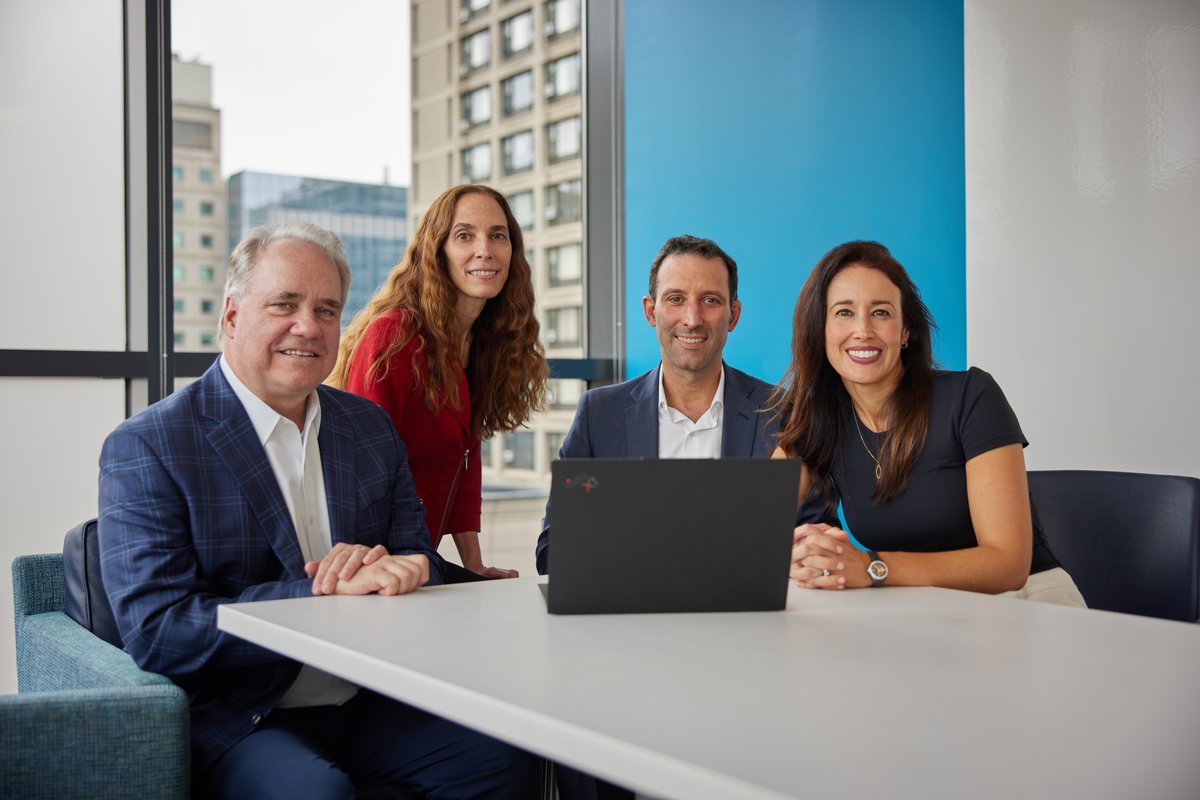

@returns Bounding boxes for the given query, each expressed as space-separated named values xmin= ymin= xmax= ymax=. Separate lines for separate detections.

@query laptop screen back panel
xmin=547 ymin=459 xmax=801 ymax=614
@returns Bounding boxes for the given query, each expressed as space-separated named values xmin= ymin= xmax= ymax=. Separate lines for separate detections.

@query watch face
xmin=868 ymin=560 xmax=888 ymax=580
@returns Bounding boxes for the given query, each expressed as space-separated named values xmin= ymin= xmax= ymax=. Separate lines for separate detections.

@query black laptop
xmin=543 ymin=458 xmax=802 ymax=614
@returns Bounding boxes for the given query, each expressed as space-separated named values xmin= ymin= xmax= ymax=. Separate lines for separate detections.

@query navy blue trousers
xmin=197 ymin=690 xmax=535 ymax=799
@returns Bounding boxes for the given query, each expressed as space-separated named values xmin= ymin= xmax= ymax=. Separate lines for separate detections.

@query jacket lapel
xmin=721 ymin=365 xmax=761 ymax=458
xmin=626 ymin=367 xmax=660 ymax=458
xmin=199 ymin=364 xmax=307 ymax=577
xmin=316 ymin=389 xmax=357 ymax=547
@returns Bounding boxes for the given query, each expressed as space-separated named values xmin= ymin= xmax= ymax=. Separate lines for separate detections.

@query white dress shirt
xmin=656 ymin=365 xmax=725 ymax=459
xmin=219 ymin=356 xmax=357 ymax=708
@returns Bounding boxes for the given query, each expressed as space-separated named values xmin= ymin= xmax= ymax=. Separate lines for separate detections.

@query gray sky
xmin=171 ymin=0 xmax=411 ymax=186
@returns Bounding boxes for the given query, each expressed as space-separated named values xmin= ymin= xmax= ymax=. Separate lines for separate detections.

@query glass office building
xmin=227 ymin=171 xmax=409 ymax=325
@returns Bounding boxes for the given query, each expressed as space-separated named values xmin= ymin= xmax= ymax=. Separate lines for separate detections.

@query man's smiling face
xmin=643 ymin=252 xmax=741 ymax=381
xmin=221 ymin=238 xmax=343 ymax=425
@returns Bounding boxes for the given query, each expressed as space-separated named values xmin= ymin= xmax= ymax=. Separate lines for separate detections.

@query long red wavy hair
xmin=330 ymin=185 xmax=547 ymax=437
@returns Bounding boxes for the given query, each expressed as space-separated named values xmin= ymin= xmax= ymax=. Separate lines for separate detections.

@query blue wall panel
xmin=624 ymin=0 xmax=965 ymax=383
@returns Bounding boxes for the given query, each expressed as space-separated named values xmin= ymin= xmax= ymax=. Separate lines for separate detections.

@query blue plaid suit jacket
xmin=535 ymin=363 xmax=779 ymax=574
xmin=98 ymin=361 xmax=440 ymax=773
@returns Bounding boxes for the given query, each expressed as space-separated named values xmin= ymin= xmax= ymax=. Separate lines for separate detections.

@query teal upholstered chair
xmin=6 ymin=553 xmax=190 ymax=798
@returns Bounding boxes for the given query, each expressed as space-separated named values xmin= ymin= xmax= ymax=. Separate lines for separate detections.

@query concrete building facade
xmin=411 ymin=0 xmax=585 ymax=496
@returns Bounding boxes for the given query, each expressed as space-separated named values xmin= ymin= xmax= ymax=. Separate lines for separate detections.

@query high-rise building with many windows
xmin=171 ymin=55 xmax=226 ymax=352
xmin=227 ymin=171 xmax=408 ymax=326
xmin=411 ymin=0 xmax=584 ymax=493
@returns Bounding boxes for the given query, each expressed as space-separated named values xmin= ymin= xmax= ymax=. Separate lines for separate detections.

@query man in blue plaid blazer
xmin=98 ymin=223 xmax=532 ymax=798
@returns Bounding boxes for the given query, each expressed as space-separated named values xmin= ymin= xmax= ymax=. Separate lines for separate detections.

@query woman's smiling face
xmin=824 ymin=265 xmax=909 ymax=396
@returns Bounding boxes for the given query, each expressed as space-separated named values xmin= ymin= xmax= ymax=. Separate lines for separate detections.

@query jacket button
xmin=251 ymin=713 xmax=263 ymax=725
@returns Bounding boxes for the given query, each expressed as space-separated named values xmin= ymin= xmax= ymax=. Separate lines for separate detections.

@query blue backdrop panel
xmin=624 ymin=0 xmax=965 ymax=383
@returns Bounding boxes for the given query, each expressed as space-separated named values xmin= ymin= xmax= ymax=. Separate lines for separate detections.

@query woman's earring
xmin=901 ymin=340 xmax=909 ymax=349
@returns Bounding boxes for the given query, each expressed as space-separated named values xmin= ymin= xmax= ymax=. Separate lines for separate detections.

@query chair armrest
xmin=0 ymin=685 xmax=190 ymax=799
xmin=12 ymin=553 xmax=66 ymax=617
xmin=15 ymin=611 xmax=173 ymax=693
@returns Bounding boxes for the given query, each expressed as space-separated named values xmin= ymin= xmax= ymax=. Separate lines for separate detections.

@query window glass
xmin=544 ymin=179 xmax=581 ymax=225
xmin=502 ymin=71 xmax=533 ymax=116
xmin=200 ymin=332 xmax=216 ymax=347
xmin=508 ymin=190 xmax=535 ymax=232
xmin=173 ymin=165 xmax=184 ymax=181
xmin=461 ymin=85 xmax=492 ymax=129
xmin=545 ymin=0 xmax=581 ymax=38
xmin=502 ymin=11 xmax=534 ymax=58
xmin=174 ymin=298 xmax=185 ymax=313
xmin=546 ymin=431 xmax=565 ymax=465
xmin=547 ymin=242 xmax=582 ymax=285
xmin=173 ymin=265 xmax=186 ymax=281
xmin=460 ymin=0 xmax=489 ymax=22
xmin=546 ymin=116 xmax=581 ymax=163
xmin=173 ymin=199 xmax=184 ymax=213
xmin=502 ymin=130 xmax=534 ymax=175
xmin=544 ymin=52 xmax=580 ymax=100
xmin=504 ymin=430 xmax=535 ymax=470
xmin=462 ymin=142 xmax=492 ymax=183
xmin=480 ymin=436 xmax=494 ymax=468
xmin=173 ymin=119 xmax=213 ymax=148
xmin=544 ymin=306 xmax=581 ymax=347
xmin=172 ymin=7 xmax=409 ymax=350
xmin=173 ymin=231 xmax=185 ymax=248
xmin=461 ymin=29 xmax=492 ymax=75
xmin=546 ymin=378 xmax=585 ymax=410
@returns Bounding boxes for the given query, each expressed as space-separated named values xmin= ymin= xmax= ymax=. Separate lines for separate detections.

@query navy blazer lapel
xmin=625 ymin=367 xmax=659 ymax=458
xmin=721 ymin=365 xmax=764 ymax=458
xmin=315 ymin=389 xmax=357 ymax=547
xmin=198 ymin=365 xmax=307 ymax=577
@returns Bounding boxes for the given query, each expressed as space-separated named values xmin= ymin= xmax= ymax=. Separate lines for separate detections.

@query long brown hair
xmin=771 ymin=241 xmax=937 ymax=513
xmin=330 ymin=184 xmax=547 ymax=437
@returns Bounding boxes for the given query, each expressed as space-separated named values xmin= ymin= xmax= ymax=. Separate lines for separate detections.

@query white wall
xmin=0 ymin=0 xmax=127 ymax=692
xmin=966 ymin=0 xmax=1200 ymax=477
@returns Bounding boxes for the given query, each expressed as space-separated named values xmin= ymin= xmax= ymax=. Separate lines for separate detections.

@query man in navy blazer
xmin=536 ymin=235 xmax=777 ymax=575
xmin=99 ymin=223 xmax=531 ymax=798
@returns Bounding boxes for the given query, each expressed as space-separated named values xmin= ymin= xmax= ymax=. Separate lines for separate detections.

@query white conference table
xmin=218 ymin=577 xmax=1200 ymax=800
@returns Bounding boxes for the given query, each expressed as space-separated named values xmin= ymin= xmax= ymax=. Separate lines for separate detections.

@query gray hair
xmin=219 ymin=222 xmax=352 ymax=335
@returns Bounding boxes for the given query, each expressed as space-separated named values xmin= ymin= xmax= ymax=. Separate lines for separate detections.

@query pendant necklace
xmin=851 ymin=406 xmax=883 ymax=482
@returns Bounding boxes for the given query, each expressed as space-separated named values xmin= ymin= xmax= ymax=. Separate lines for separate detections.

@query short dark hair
xmin=648 ymin=235 xmax=738 ymax=301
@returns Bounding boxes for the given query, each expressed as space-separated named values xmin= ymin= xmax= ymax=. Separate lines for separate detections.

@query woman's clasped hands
xmin=791 ymin=523 xmax=871 ymax=590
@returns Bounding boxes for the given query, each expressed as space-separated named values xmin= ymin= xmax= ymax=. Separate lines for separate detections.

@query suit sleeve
xmin=536 ymin=390 xmax=595 ymax=574
xmin=98 ymin=426 xmax=313 ymax=681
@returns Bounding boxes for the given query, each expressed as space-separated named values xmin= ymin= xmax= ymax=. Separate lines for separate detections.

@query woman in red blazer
xmin=331 ymin=185 xmax=547 ymax=577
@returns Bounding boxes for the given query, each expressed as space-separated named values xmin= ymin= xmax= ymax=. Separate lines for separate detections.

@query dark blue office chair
xmin=1028 ymin=470 xmax=1200 ymax=622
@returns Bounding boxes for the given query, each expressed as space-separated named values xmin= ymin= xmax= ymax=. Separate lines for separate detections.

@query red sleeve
xmin=346 ymin=312 xmax=413 ymax=431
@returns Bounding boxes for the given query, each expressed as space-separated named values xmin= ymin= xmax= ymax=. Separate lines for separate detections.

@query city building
xmin=171 ymin=55 xmax=226 ymax=352
xmin=227 ymin=171 xmax=408 ymax=325
xmin=410 ymin=0 xmax=585 ymax=497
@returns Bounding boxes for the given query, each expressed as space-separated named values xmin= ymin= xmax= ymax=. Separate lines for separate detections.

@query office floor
xmin=437 ymin=493 xmax=548 ymax=579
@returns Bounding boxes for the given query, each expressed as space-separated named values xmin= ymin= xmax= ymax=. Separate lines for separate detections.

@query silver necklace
xmin=851 ymin=407 xmax=883 ymax=481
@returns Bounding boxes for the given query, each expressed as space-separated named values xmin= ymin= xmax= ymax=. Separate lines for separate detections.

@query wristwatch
xmin=866 ymin=551 xmax=888 ymax=587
